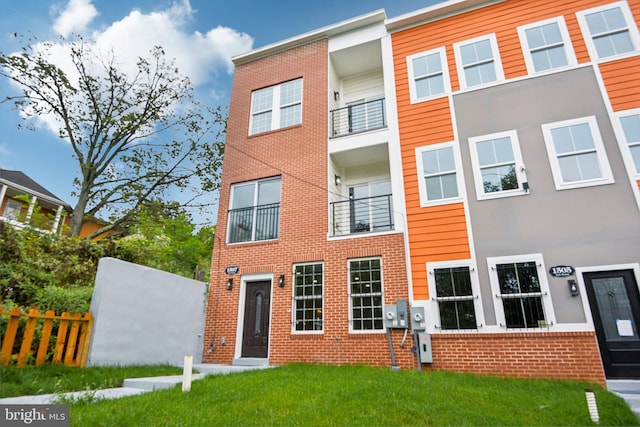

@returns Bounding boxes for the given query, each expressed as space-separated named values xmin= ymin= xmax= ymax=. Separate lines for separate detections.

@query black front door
xmin=583 ymin=270 xmax=640 ymax=378
xmin=241 ymin=281 xmax=271 ymax=358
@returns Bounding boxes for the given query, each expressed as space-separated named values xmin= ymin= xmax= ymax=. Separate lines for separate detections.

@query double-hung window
xmin=249 ymin=79 xmax=302 ymax=135
xmin=541 ymin=116 xmax=614 ymax=190
xmin=454 ymin=34 xmax=504 ymax=89
xmin=407 ymin=47 xmax=450 ymax=103
xmin=293 ymin=263 xmax=323 ymax=332
xmin=428 ymin=261 xmax=481 ymax=330
xmin=3 ymin=199 xmax=22 ymax=220
xmin=227 ymin=177 xmax=281 ymax=243
xmin=349 ymin=258 xmax=384 ymax=332
xmin=577 ymin=2 xmax=640 ymax=60
xmin=518 ymin=17 xmax=577 ymax=74
xmin=617 ymin=110 xmax=640 ymax=176
xmin=488 ymin=254 xmax=555 ymax=330
xmin=416 ymin=142 xmax=462 ymax=206
xmin=468 ymin=130 xmax=527 ymax=200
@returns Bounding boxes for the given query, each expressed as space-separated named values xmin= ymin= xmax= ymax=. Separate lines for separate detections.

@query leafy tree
xmin=0 ymin=35 xmax=225 ymax=238
xmin=114 ymin=200 xmax=214 ymax=281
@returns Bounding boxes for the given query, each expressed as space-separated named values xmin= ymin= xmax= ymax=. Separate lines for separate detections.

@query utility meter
xmin=410 ymin=306 xmax=426 ymax=331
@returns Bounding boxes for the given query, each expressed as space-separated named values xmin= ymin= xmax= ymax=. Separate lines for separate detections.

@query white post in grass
xmin=584 ymin=388 xmax=599 ymax=424
xmin=182 ymin=355 xmax=193 ymax=392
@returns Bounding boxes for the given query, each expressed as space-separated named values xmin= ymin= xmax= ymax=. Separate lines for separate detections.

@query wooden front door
xmin=241 ymin=281 xmax=271 ymax=358
xmin=583 ymin=270 xmax=640 ymax=378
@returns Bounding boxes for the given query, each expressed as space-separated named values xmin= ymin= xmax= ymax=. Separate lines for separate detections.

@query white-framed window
xmin=249 ymin=78 xmax=302 ymax=135
xmin=407 ymin=47 xmax=450 ymax=103
xmin=487 ymin=254 xmax=555 ymax=330
xmin=576 ymin=1 xmax=640 ymax=61
xmin=3 ymin=199 xmax=22 ymax=220
xmin=427 ymin=260 xmax=483 ymax=330
xmin=453 ymin=34 xmax=504 ymax=90
xmin=416 ymin=142 xmax=463 ymax=207
xmin=468 ymin=130 xmax=528 ymax=200
xmin=349 ymin=257 xmax=384 ymax=332
xmin=517 ymin=16 xmax=577 ymax=74
xmin=541 ymin=116 xmax=614 ymax=190
xmin=227 ymin=177 xmax=281 ymax=243
xmin=292 ymin=262 xmax=323 ymax=333
xmin=617 ymin=109 xmax=640 ymax=176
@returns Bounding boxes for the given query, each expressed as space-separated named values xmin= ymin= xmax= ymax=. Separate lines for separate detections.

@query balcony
xmin=330 ymin=194 xmax=393 ymax=237
xmin=330 ymin=98 xmax=386 ymax=138
xmin=227 ymin=203 xmax=280 ymax=243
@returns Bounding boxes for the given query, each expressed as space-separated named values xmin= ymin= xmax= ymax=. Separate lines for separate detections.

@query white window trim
xmin=614 ymin=108 xmax=640 ymax=178
xmin=406 ymin=47 xmax=451 ymax=104
xmin=576 ymin=1 xmax=640 ymax=62
xmin=453 ymin=33 xmax=505 ymax=90
xmin=517 ymin=16 xmax=578 ymax=75
xmin=468 ymin=130 xmax=528 ymax=200
xmin=541 ymin=116 xmax=614 ymax=190
xmin=416 ymin=142 xmax=465 ymax=208
xmin=3 ymin=199 xmax=22 ymax=220
xmin=249 ymin=79 xmax=303 ymax=135
xmin=348 ymin=257 xmax=385 ymax=334
xmin=426 ymin=259 xmax=485 ymax=331
xmin=226 ymin=177 xmax=281 ymax=244
xmin=291 ymin=262 xmax=324 ymax=335
xmin=487 ymin=254 xmax=557 ymax=330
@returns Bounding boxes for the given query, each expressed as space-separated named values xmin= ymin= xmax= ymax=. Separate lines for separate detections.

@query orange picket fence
xmin=0 ymin=307 xmax=93 ymax=367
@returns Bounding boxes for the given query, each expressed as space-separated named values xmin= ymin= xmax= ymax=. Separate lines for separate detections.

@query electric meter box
xmin=384 ymin=299 xmax=408 ymax=329
xmin=417 ymin=332 xmax=433 ymax=363
xmin=410 ymin=306 xmax=426 ymax=331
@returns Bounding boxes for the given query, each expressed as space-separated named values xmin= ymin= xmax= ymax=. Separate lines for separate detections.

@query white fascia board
xmin=233 ymin=10 xmax=386 ymax=65
xmin=0 ymin=178 xmax=69 ymax=208
xmin=386 ymin=0 xmax=505 ymax=33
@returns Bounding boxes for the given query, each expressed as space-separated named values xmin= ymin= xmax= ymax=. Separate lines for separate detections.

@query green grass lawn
xmin=2 ymin=363 xmax=638 ymax=426
xmin=48 ymin=364 xmax=640 ymax=426
xmin=0 ymin=364 xmax=182 ymax=398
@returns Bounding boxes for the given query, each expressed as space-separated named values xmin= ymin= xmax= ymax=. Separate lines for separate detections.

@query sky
xmin=0 ymin=0 xmax=443 ymax=226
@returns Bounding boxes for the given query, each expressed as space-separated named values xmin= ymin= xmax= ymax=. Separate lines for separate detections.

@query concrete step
xmin=232 ymin=358 xmax=269 ymax=367
xmin=607 ymin=380 xmax=640 ymax=395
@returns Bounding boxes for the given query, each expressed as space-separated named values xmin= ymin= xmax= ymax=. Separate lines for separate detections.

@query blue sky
xmin=0 ymin=0 xmax=442 ymax=226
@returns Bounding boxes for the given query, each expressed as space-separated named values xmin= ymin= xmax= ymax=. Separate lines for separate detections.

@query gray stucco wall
xmin=453 ymin=66 xmax=640 ymax=325
xmin=87 ymin=257 xmax=207 ymax=366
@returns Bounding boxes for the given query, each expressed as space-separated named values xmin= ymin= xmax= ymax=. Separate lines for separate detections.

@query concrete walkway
xmin=607 ymin=380 xmax=640 ymax=419
xmin=0 ymin=362 xmax=271 ymax=405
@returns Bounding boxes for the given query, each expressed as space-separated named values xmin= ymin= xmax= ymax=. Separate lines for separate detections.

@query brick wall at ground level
xmin=427 ymin=332 xmax=605 ymax=386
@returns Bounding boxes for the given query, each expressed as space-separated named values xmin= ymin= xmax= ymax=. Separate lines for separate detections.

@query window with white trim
xmin=293 ymin=263 xmax=323 ymax=332
xmin=618 ymin=110 xmax=640 ymax=175
xmin=407 ymin=47 xmax=450 ymax=103
xmin=468 ymin=130 xmax=528 ymax=200
xmin=518 ymin=17 xmax=577 ymax=74
xmin=227 ymin=177 xmax=281 ymax=243
xmin=428 ymin=261 xmax=481 ymax=330
xmin=577 ymin=1 xmax=640 ymax=60
xmin=3 ymin=199 xmax=22 ymax=220
xmin=487 ymin=254 xmax=555 ymax=329
xmin=249 ymin=78 xmax=302 ymax=135
xmin=349 ymin=258 xmax=384 ymax=332
xmin=416 ymin=142 xmax=463 ymax=206
xmin=541 ymin=116 xmax=614 ymax=190
xmin=454 ymin=34 xmax=504 ymax=89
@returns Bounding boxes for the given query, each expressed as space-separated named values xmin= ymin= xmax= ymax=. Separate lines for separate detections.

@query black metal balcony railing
xmin=228 ymin=203 xmax=280 ymax=243
xmin=330 ymin=194 xmax=393 ymax=236
xmin=330 ymin=98 xmax=386 ymax=137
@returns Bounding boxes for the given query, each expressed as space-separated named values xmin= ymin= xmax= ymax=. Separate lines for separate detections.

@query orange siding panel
xmin=599 ymin=56 xmax=640 ymax=112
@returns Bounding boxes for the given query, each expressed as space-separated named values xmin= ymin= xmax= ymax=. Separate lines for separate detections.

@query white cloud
xmin=91 ymin=0 xmax=253 ymax=84
xmin=53 ymin=0 xmax=98 ymax=38
xmin=13 ymin=0 xmax=253 ymax=137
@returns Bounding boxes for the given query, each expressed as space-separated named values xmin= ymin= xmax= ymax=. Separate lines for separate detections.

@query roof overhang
xmin=232 ymin=10 xmax=386 ymax=66
xmin=386 ymin=0 xmax=505 ymax=33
